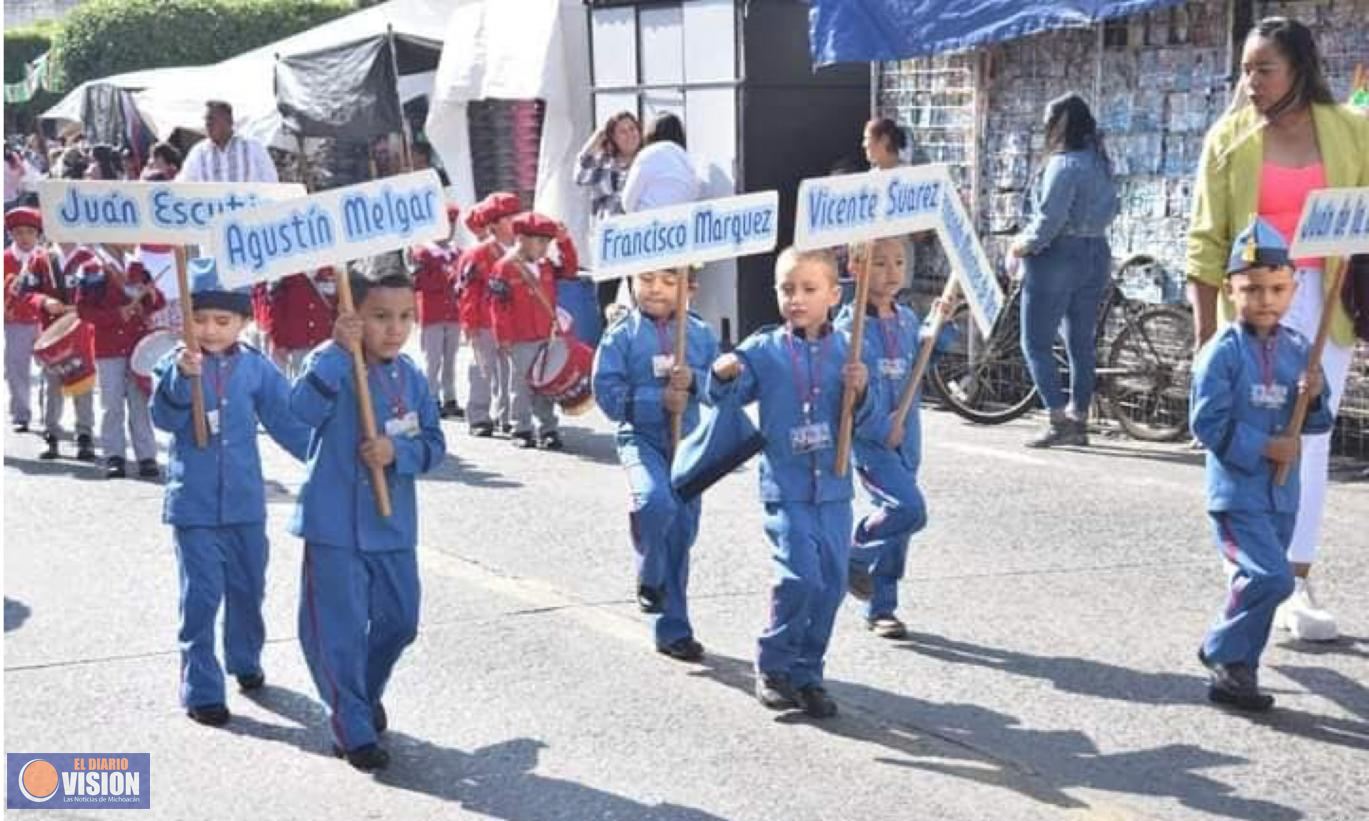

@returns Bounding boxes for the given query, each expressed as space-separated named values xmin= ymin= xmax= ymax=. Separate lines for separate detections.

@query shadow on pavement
xmin=689 ymin=652 xmax=1302 ymax=821
xmin=234 ymin=684 xmax=726 ymax=820
xmin=1067 ymin=441 xmax=1207 ymax=468
xmin=1271 ymin=665 xmax=1369 ymax=724
xmin=1273 ymin=634 xmax=1369 ymax=661
xmin=5 ymin=597 xmax=32 ymax=632
xmin=3 ymin=455 xmax=103 ymax=481
xmin=421 ymin=453 xmax=523 ymax=488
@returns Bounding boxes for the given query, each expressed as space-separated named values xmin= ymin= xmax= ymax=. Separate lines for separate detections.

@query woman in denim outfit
xmin=1011 ymin=93 xmax=1119 ymax=448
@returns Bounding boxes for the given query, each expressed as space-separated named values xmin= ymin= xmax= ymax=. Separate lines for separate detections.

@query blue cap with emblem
xmin=1226 ymin=216 xmax=1291 ymax=276
xmin=188 ymin=256 xmax=252 ymax=316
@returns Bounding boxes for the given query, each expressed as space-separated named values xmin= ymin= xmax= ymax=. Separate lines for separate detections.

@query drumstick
xmin=1275 ymin=260 xmax=1349 ymax=485
xmin=671 ymin=267 xmax=690 ymax=450
xmin=334 ymin=272 xmax=393 ymax=518
xmin=887 ymin=277 xmax=959 ymax=447
xmin=173 ymin=247 xmax=210 ymax=448
xmin=834 ymin=241 xmax=874 ymax=477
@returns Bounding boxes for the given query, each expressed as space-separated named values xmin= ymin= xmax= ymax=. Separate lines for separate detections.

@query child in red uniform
xmin=4 ymin=206 xmax=48 ymax=432
xmin=268 ymin=267 xmax=337 ymax=378
xmin=27 ymin=240 xmax=98 ymax=461
xmin=412 ymin=203 xmax=464 ymax=418
xmin=488 ymin=212 xmax=579 ymax=450
xmin=77 ymin=254 xmax=166 ymax=479
xmin=455 ymin=193 xmax=520 ymax=436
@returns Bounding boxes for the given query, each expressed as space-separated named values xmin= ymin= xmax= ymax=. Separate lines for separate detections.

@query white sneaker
xmin=1275 ymin=578 xmax=1339 ymax=642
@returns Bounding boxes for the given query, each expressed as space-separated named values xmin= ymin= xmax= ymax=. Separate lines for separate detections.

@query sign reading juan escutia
xmin=36 ymin=180 xmax=307 ymax=244
xmin=209 ymin=169 xmax=450 ymax=287
xmin=1289 ymin=187 xmax=1369 ymax=258
xmin=793 ymin=163 xmax=1004 ymax=336
xmin=591 ymin=191 xmax=780 ymax=281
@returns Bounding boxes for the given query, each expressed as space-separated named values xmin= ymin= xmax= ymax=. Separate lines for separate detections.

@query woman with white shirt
xmin=621 ymin=113 xmax=700 ymax=212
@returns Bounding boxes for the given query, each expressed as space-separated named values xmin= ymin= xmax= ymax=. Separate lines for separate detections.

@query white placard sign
xmin=590 ymin=191 xmax=780 ymax=281
xmin=36 ymin=180 xmax=306 ymax=244
xmin=208 ymin=170 xmax=450 ymax=288
xmin=1289 ymin=187 xmax=1369 ymax=258
xmin=793 ymin=164 xmax=1003 ymax=335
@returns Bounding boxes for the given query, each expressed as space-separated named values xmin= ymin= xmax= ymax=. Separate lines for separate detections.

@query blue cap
xmin=1227 ymin=217 xmax=1290 ymax=276
xmin=188 ymin=257 xmax=252 ymax=316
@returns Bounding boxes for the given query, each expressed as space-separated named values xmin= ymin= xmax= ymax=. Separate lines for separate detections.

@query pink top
xmin=1258 ymin=161 xmax=1326 ymax=270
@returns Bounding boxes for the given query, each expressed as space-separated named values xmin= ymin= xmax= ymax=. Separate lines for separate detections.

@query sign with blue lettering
xmin=591 ymin=191 xmax=780 ymax=281
xmin=208 ymin=170 xmax=450 ymax=288
xmin=36 ymin=180 xmax=305 ymax=244
xmin=793 ymin=164 xmax=1003 ymax=335
xmin=1289 ymin=187 xmax=1369 ymax=258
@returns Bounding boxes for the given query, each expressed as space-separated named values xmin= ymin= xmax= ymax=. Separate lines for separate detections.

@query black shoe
xmin=656 ymin=637 xmax=705 ymax=663
xmin=12 ymin=422 xmax=28 ymax=433
xmin=866 ymin=615 xmax=908 ymax=640
xmin=847 ymin=564 xmax=874 ymax=601
xmin=500 ymin=422 xmax=514 ymax=436
xmin=236 ymin=672 xmax=265 ymax=692
xmin=798 ymin=685 xmax=838 ymax=719
xmin=442 ymin=400 xmax=463 ymax=419
xmin=39 ymin=434 xmax=59 ymax=460
xmin=137 ymin=458 xmax=160 ymax=479
xmin=510 ymin=431 xmax=536 ymax=449
xmin=76 ymin=434 xmax=96 ymax=461
xmin=755 ymin=674 xmax=802 ymax=711
xmin=187 ymin=704 xmax=230 ymax=726
xmin=1198 ymin=648 xmax=1274 ymax=712
xmin=1026 ymin=419 xmax=1087 ymax=449
xmin=636 ymin=584 xmax=664 ymax=614
xmin=538 ymin=430 xmax=564 ymax=451
xmin=373 ymin=702 xmax=388 ymax=735
xmin=470 ymin=421 xmax=495 ymax=437
xmin=105 ymin=456 xmax=126 ymax=479
xmin=334 ymin=743 xmax=390 ymax=772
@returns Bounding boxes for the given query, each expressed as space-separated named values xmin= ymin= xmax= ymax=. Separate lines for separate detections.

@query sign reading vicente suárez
xmin=36 ymin=180 xmax=306 ymax=244
xmin=1289 ymin=187 xmax=1369 ymax=258
xmin=590 ymin=191 xmax=780 ymax=281
xmin=208 ymin=169 xmax=450 ymax=288
xmin=793 ymin=163 xmax=1004 ymax=336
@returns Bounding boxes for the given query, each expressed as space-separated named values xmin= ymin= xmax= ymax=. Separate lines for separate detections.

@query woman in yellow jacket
xmin=1188 ymin=16 xmax=1369 ymax=643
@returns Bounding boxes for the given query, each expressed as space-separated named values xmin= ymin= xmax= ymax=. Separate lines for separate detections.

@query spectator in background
xmin=622 ymin=113 xmax=699 ymax=213
xmin=178 ymin=100 xmax=278 ymax=183
xmin=576 ymin=110 xmax=642 ymax=312
xmin=119 ymin=146 xmax=142 ymax=181
xmin=411 ymin=141 xmax=449 ymax=186
xmin=24 ymin=134 xmax=49 ymax=174
xmin=144 ymin=142 xmax=183 ymax=181
xmin=85 ymin=144 xmax=122 ymax=181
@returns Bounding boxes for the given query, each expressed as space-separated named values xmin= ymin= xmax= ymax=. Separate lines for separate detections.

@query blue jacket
xmin=289 ymin=343 xmax=446 ymax=552
xmin=706 ymin=324 xmax=877 ymax=503
xmin=592 ymin=308 xmax=720 ymax=454
xmin=835 ymin=303 xmax=955 ymax=473
xmin=151 ymin=344 xmax=312 ymax=527
xmin=1190 ymin=322 xmax=1333 ymax=513
xmin=1019 ymin=148 xmax=1119 ymax=255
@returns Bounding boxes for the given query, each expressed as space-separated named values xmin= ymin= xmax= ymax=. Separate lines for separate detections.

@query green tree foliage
xmin=4 ymin=21 xmax=61 ymax=132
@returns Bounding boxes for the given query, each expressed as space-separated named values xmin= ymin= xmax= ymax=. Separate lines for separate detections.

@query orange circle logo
xmin=18 ymin=759 xmax=59 ymax=802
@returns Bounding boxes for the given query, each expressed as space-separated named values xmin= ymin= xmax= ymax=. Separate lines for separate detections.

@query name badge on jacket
xmin=385 ymin=411 xmax=420 ymax=438
xmin=878 ymin=358 xmax=907 ymax=379
xmin=652 ymin=354 xmax=675 ymax=378
xmin=1250 ymin=383 xmax=1288 ymax=409
xmin=790 ymin=421 xmax=833 ymax=454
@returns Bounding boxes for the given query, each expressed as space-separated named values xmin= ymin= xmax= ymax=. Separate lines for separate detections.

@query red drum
xmin=33 ymin=313 xmax=97 ymax=397
xmin=527 ymin=334 xmax=594 ymax=416
xmin=130 ymin=329 xmax=180 ymax=397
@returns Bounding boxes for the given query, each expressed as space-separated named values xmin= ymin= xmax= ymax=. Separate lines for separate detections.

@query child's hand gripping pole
xmin=334 ymin=273 xmax=393 ymax=517
xmin=887 ymin=277 xmax=959 ymax=448
xmin=671 ymin=267 xmax=691 ymax=450
xmin=173 ymin=247 xmax=209 ymax=448
xmin=834 ymin=242 xmax=874 ymax=476
xmin=1275 ymin=260 xmax=1348 ymax=485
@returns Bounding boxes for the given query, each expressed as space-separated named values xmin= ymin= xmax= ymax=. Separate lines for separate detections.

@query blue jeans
xmin=1019 ymin=236 xmax=1110 ymax=414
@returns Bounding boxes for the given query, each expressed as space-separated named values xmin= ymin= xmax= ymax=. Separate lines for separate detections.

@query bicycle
xmin=929 ymin=253 xmax=1194 ymax=442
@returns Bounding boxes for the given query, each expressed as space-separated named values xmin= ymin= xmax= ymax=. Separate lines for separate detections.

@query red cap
xmin=511 ymin=211 xmax=559 ymax=239
xmin=482 ymin=192 xmax=521 ymax=222
xmin=4 ymin=206 xmax=42 ymax=232
xmin=445 ymin=202 xmax=461 ymax=222
xmin=464 ymin=204 xmax=488 ymax=232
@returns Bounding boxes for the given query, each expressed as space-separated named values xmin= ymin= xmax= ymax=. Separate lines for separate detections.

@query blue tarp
xmin=809 ymin=0 xmax=1188 ymax=65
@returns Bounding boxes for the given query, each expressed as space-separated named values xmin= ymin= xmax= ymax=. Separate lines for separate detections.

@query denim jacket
xmin=1020 ymin=148 xmax=1119 ymax=255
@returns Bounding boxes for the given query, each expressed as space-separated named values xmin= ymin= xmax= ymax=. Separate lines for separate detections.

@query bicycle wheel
xmin=929 ymin=300 xmax=1040 ymax=424
xmin=1102 ymin=305 xmax=1193 ymax=442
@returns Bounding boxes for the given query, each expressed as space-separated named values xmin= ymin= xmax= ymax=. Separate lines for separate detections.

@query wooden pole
xmin=833 ymin=242 xmax=874 ymax=477
xmin=887 ymin=276 xmax=959 ymax=447
xmin=1275 ymin=261 xmax=1349 ymax=485
xmin=671 ymin=267 xmax=690 ymax=449
xmin=173 ymin=247 xmax=209 ymax=448
xmin=334 ymin=271 xmax=393 ymax=517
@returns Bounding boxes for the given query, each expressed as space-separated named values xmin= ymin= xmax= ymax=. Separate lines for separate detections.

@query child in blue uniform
xmin=592 ymin=267 xmax=719 ymax=661
xmin=290 ymin=257 xmax=446 ymax=772
xmin=150 ymin=258 xmax=311 ymax=727
xmin=835 ymin=238 xmax=954 ymax=639
xmin=1191 ymin=218 xmax=1332 ymax=712
xmin=709 ymin=248 xmax=871 ymax=718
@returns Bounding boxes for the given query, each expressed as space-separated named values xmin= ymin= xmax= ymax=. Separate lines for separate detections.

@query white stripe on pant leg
xmin=1288 ymin=338 xmax=1354 ymax=564
xmin=97 ymin=358 xmax=129 ymax=460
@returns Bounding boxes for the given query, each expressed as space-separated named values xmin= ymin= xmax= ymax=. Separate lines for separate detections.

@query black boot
xmin=137 ymin=458 xmax=160 ymax=479
xmin=798 ymin=685 xmax=838 ymax=719
xmin=656 ymin=637 xmax=705 ymax=662
xmin=187 ymin=704 xmax=230 ymax=727
xmin=335 ymin=743 xmax=390 ymax=772
xmin=469 ymin=421 xmax=494 ymax=437
xmin=236 ymin=672 xmax=265 ymax=692
xmin=755 ymin=674 xmax=802 ymax=711
xmin=105 ymin=456 xmax=126 ymax=479
xmin=39 ymin=434 xmax=59 ymax=460
xmin=75 ymin=433 xmax=96 ymax=461
xmin=1199 ymin=648 xmax=1274 ymax=712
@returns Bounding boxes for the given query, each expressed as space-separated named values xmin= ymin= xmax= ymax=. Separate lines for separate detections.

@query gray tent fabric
xmin=275 ymin=36 xmax=403 ymax=140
